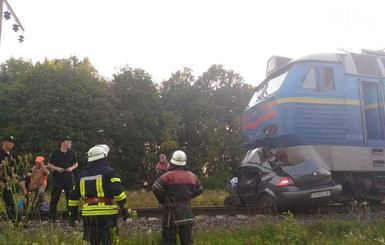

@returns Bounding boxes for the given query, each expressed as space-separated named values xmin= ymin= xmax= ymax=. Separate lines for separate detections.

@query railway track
xmin=1 ymin=203 xmax=384 ymax=222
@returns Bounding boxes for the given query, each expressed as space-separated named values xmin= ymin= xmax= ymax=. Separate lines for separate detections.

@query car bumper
xmin=280 ymin=184 xmax=342 ymax=205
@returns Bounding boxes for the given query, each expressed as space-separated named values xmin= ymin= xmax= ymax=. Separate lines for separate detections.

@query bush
xmin=200 ymin=173 xmax=232 ymax=190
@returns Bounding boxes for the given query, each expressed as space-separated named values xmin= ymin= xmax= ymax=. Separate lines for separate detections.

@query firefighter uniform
xmin=153 ymin=150 xmax=203 ymax=245
xmin=69 ymin=145 xmax=128 ymax=245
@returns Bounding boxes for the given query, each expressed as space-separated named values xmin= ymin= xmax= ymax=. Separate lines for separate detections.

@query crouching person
xmin=152 ymin=150 xmax=203 ymax=245
xmin=28 ymin=156 xmax=49 ymax=210
xmin=68 ymin=145 xmax=129 ymax=245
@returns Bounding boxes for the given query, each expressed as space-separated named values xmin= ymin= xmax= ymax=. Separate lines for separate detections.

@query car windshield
xmin=247 ymin=71 xmax=288 ymax=108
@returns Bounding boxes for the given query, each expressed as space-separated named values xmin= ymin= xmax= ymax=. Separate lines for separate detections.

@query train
xmin=241 ymin=49 xmax=385 ymax=203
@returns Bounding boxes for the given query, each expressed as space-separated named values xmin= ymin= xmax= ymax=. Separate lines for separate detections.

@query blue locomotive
xmin=242 ymin=49 xmax=385 ymax=203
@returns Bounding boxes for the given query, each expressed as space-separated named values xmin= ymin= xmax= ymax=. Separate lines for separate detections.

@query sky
xmin=0 ymin=0 xmax=384 ymax=87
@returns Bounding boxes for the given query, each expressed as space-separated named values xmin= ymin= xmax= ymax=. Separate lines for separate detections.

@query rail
xmin=1 ymin=204 xmax=383 ymax=222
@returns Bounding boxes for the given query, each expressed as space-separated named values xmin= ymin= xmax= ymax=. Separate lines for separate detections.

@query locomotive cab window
xmin=302 ymin=67 xmax=316 ymax=89
xmin=247 ymin=71 xmax=289 ymax=108
xmin=302 ymin=66 xmax=335 ymax=91
xmin=321 ymin=67 xmax=335 ymax=90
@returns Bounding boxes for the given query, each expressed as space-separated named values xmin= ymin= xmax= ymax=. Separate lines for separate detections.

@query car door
xmin=236 ymin=165 xmax=261 ymax=206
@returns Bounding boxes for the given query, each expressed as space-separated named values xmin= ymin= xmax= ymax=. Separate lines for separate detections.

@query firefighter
xmin=68 ymin=144 xmax=129 ymax=245
xmin=152 ymin=150 xmax=203 ymax=245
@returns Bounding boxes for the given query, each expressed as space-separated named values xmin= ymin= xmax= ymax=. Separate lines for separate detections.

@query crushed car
xmin=224 ymin=147 xmax=342 ymax=212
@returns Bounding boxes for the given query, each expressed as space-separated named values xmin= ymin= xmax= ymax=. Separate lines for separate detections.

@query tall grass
xmin=125 ymin=190 xmax=228 ymax=207
xmin=5 ymin=190 xmax=229 ymax=210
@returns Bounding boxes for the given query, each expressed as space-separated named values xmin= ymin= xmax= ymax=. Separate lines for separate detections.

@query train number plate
xmin=310 ymin=190 xmax=331 ymax=199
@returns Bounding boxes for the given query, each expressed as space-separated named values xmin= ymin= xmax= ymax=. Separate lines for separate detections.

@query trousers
xmin=82 ymin=214 xmax=119 ymax=245
xmin=48 ymin=175 xmax=74 ymax=221
xmin=161 ymin=203 xmax=194 ymax=245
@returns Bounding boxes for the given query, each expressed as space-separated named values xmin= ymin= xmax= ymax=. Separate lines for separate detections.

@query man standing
xmin=155 ymin=154 xmax=170 ymax=178
xmin=47 ymin=136 xmax=78 ymax=222
xmin=69 ymin=144 xmax=129 ymax=245
xmin=0 ymin=135 xmax=18 ymax=222
xmin=153 ymin=150 xmax=203 ymax=245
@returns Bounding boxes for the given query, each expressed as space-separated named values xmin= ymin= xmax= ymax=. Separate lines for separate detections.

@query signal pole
xmin=0 ymin=0 xmax=25 ymax=46
xmin=0 ymin=0 xmax=4 ymax=45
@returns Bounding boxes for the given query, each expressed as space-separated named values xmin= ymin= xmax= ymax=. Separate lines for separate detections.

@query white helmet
xmin=170 ymin=150 xmax=187 ymax=166
xmin=88 ymin=144 xmax=109 ymax=162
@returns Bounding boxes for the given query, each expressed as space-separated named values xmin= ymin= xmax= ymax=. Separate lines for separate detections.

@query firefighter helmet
xmin=87 ymin=145 xmax=109 ymax=162
xmin=170 ymin=150 xmax=187 ymax=166
xmin=95 ymin=144 xmax=110 ymax=155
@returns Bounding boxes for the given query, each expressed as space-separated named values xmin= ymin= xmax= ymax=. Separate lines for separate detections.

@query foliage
xmin=0 ymin=57 xmax=253 ymax=188
xmin=200 ymin=173 xmax=232 ymax=190
xmin=275 ymin=211 xmax=307 ymax=244
xmin=192 ymin=216 xmax=385 ymax=245
xmin=191 ymin=190 xmax=228 ymax=206
xmin=0 ymin=223 xmax=85 ymax=245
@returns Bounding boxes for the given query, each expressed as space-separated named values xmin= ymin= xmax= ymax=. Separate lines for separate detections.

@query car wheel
xmin=224 ymin=195 xmax=240 ymax=207
xmin=256 ymin=193 xmax=277 ymax=214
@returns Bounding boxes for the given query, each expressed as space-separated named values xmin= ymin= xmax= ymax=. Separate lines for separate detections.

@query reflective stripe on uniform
xmin=80 ymin=174 xmax=102 ymax=181
xmin=80 ymin=180 xmax=85 ymax=199
xmin=110 ymin=177 xmax=121 ymax=183
xmin=82 ymin=210 xmax=119 ymax=216
xmin=81 ymin=204 xmax=118 ymax=216
xmin=96 ymin=178 xmax=105 ymax=197
xmin=114 ymin=191 xmax=126 ymax=201
xmin=68 ymin=199 xmax=80 ymax=206
xmin=80 ymin=174 xmax=105 ymax=198
xmin=153 ymin=181 xmax=163 ymax=191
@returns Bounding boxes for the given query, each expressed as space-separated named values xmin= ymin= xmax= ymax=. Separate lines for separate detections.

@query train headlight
xmin=263 ymin=124 xmax=277 ymax=136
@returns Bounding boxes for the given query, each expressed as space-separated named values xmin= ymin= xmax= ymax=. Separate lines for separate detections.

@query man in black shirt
xmin=0 ymin=135 xmax=18 ymax=222
xmin=47 ymin=136 xmax=78 ymax=222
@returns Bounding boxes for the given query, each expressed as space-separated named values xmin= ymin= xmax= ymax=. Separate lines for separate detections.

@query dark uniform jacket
xmin=153 ymin=165 xmax=203 ymax=226
xmin=68 ymin=158 xmax=127 ymax=216
xmin=0 ymin=149 xmax=13 ymax=183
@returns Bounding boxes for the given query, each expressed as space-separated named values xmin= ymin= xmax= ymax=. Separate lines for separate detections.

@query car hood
xmin=282 ymin=160 xmax=332 ymax=188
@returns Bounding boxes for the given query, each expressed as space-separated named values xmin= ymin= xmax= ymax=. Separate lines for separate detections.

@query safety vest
xmin=68 ymin=159 xmax=126 ymax=216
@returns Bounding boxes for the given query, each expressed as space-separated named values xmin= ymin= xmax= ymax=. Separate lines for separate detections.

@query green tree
xmin=0 ymin=56 xmax=117 ymax=172
xmin=0 ymin=56 xmax=254 ymax=189
xmin=161 ymin=65 xmax=252 ymax=178
xmin=112 ymin=66 xmax=162 ymax=188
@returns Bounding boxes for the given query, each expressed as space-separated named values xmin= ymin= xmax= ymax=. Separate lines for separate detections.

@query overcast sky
xmin=1 ymin=0 xmax=384 ymax=86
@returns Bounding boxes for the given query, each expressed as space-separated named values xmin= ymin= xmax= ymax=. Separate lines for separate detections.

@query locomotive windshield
xmin=242 ymin=148 xmax=262 ymax=165
xmin=247 ymin=70 xmax=289 ymax=108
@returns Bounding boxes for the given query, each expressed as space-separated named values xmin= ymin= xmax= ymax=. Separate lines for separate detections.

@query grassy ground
xmin=0 ymin=211 xmax=385 ymax=244
xmin=2 ymin=191 xmax=385 ymax=244
xmin=0 ymin=190 xmax=229 ymax=211
xmin=0 ymin=189 xmax=229 ymax=220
